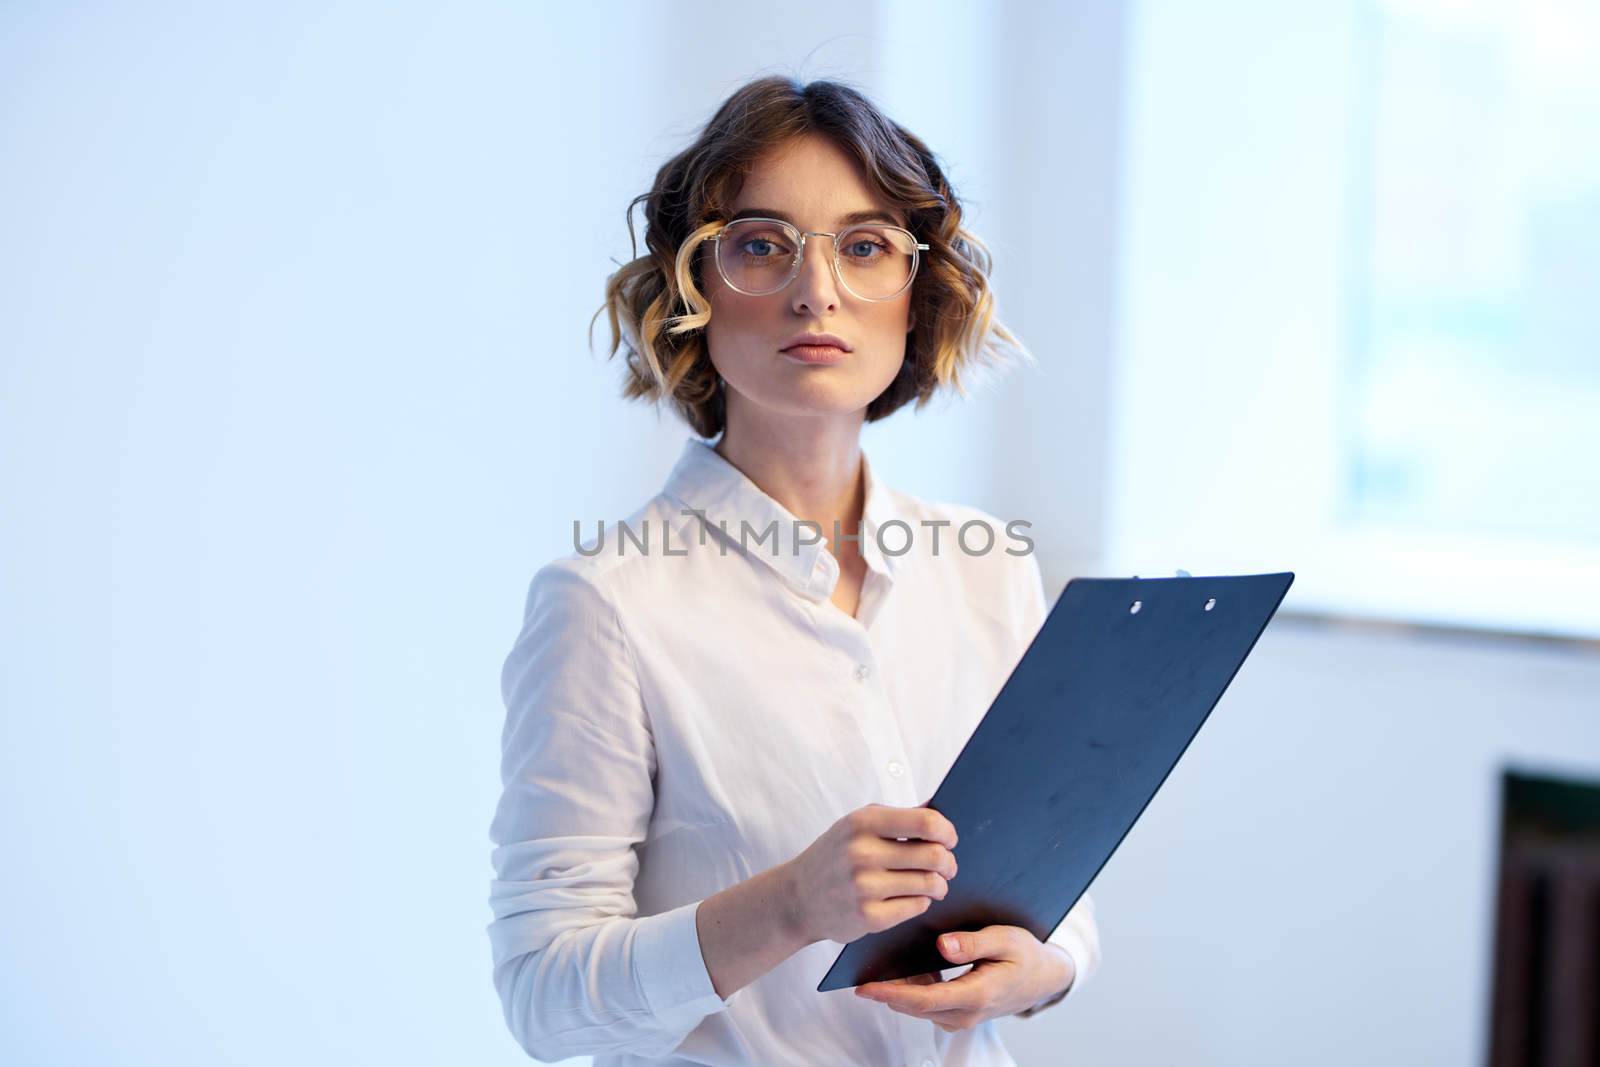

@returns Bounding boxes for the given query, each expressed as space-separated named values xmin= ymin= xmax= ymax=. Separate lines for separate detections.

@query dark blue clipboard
xmin=816 ymin=570 xmax=1295 ymax=992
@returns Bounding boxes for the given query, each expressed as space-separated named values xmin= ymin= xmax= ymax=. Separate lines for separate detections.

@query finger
xmin=937 ymin=925 xmax=1028 ymax=965
xmin=869 ymin=978 xmax=969 ymax=1011
xmin=851 ymin=838 xmax=947 ymax=883
xmin=864 ymin=867 xmax=949 ymax=902
xmin=864 ymin=893 xmax=935 ymax=931
xmin=859 ymin=966 xmax=991 ymax=1014
xmin=881 ymin=999 xmax=978 ymax=1028
xmin=855 ymin=970 xmax=944 ymax=997
xmin=882 ymin=837 xmax=959 ymax=878
xmin=863 ymin=803 xmax=959 ymax=849
xmin=864 ymin=985 xmax=972 ymax=1017
xmin=854 ymin=833 xmax=957 ymax=879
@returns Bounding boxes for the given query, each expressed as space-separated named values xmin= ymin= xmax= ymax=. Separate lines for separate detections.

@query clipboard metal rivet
xmin=1205 ymin=598 xmax=1216 ymax=611
xmin=1129 ymin=600 xmax=1142 ymax=614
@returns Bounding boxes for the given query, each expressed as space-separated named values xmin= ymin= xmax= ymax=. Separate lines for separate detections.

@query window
xmin=1107 ymin=0 xmax=1600 ymax=639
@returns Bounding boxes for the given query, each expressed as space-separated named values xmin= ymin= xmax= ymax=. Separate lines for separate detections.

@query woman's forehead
xmin=732 ymin=137 xmax=904 ymax=227
xmin=728 ymin=204 xmax=907 ymax=230
xmin=727 ymin=188 xmax=906 ymax=230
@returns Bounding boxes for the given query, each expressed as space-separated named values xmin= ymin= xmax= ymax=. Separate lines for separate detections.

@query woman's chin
xmin=764 ymin=385 xmax=884 ymax=418
xmin=722 ymin=366 xmax=898 ymax=421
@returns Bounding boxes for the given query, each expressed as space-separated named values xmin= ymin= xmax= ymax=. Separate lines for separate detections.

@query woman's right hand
xmin=782 ymin=803 xmax=960 ymax=946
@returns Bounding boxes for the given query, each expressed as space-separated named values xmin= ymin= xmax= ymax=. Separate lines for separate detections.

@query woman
xmin=487 ymin=75 xmax=1100 ymax=1066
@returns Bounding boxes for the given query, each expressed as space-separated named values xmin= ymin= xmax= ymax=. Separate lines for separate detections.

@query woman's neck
xmin=713 ymin=413 xmax=866 ymax=558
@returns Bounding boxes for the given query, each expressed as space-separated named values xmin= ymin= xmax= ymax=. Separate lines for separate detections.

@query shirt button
xmin=887 ymin=760 xmax=904 ymax=778
xmin=855 ymin=663 xmax=871 ymax=682
xmin=923 ymin=1059 xmax=935 ymax=1067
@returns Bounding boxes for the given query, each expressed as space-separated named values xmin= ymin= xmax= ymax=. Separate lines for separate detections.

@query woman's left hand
xmin=853 ymin=925 xmax=1074 ymax=1031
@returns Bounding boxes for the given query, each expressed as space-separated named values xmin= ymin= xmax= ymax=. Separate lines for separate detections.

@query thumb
xmin=937 ymin=932 xmax=970 ymax=961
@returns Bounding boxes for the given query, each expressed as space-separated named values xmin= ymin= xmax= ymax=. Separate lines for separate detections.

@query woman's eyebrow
xmin=731 ymin=206 xmax=906 ymax=228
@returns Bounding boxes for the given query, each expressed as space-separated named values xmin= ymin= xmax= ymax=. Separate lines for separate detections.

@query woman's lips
xmin=782 ymin=344 xmax=850 ymax=364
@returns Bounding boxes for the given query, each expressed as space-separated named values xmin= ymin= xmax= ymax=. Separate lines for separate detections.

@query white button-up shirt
xmin=488 ymin=436 xmax=1100 ymax=1066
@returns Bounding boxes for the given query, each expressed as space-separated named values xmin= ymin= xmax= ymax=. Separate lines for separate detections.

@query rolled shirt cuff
xmin=1018 ymin=940 xmax=1083 ymax=1018
xmin=633 ymin=898 xmax=742 ymax=1031
xmin=1048 ymin=921 xmax=1094 ymax=1004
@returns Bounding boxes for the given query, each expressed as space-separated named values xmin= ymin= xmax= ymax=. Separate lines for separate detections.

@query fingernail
xmin=941 ymin=934 xmax=959 ymax=955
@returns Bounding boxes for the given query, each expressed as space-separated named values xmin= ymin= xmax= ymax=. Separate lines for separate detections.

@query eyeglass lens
xmin=717 ymin=219 xmax=918 ymax=300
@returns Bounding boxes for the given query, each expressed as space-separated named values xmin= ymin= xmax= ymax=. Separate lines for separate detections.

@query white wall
xmin=0 ymin=3 xmax=1069 ymax=1064
xmin=2 ymin=5 xmax=663 ymax=1063
xmin=982 ymin=2 xmax=1130 ymax=585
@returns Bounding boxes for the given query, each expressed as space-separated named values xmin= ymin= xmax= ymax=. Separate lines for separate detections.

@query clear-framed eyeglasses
xmin=710 ymin=216 xmax=930 ymax=302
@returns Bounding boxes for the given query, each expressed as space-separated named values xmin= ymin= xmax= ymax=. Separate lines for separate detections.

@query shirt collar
xmin=661 ymin=436 xmax=902 ymax=602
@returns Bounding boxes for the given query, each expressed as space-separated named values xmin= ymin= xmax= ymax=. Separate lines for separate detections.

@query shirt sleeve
xmin=1010 ymin=551 xmax=1104 ymax=1016
xmin=486 ymin=559 xmax=741 ymax=1061
xmin=1017 ymin=891 xmax=1102 ymax=1016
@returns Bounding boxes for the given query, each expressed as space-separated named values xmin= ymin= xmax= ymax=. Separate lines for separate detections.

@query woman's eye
xmin=845 ymin=239 xmax=887 ymax=259
xmin=739 ymin=236 xmax=789 ymax=258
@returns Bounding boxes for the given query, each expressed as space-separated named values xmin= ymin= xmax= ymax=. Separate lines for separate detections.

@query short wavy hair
xmin=590 ymin=75 xmax=1033 ymax=439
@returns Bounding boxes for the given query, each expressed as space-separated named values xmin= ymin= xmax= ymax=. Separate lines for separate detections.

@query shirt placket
xmin=843 ymin=637 xmax=943 ymax=1067
xmin=808 ymin=557 xmax=941 ymax=1066
xmin=835 ymin=582 xmax=917 ymax=809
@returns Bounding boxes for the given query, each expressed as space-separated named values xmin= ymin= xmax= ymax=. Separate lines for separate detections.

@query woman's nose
xmin=790 ymin=236 xmax=841 ymax=313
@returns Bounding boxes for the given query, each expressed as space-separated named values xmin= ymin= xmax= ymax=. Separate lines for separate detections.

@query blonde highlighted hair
xmin=590 ymin=75 xmax=1032 ymax=439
